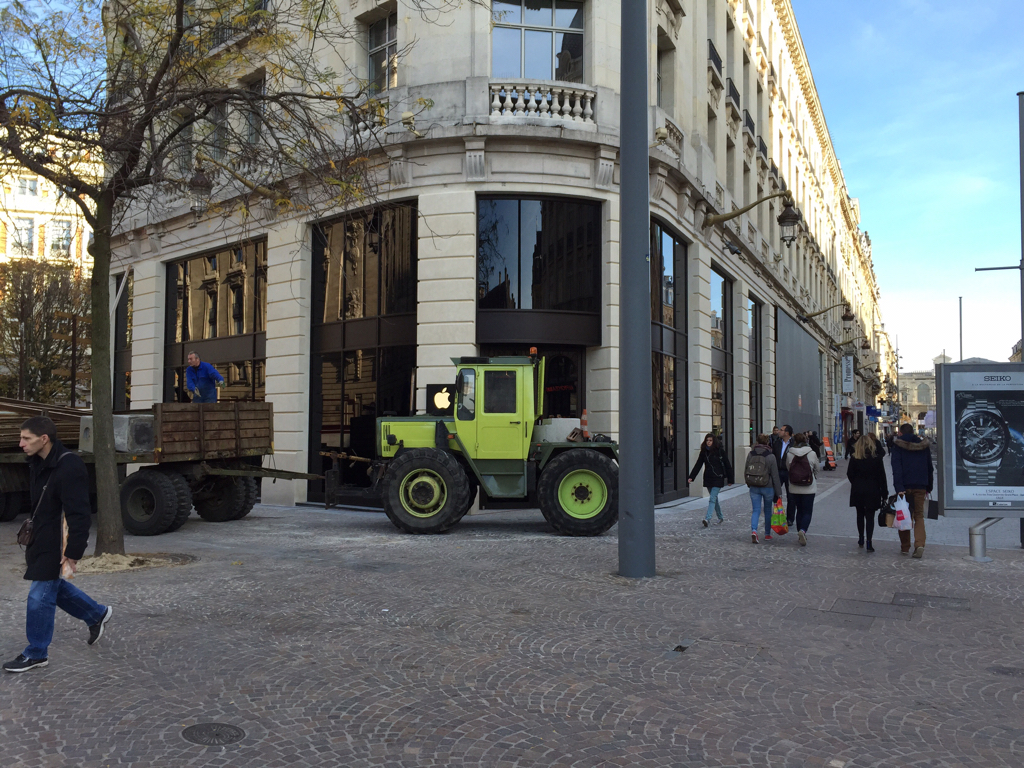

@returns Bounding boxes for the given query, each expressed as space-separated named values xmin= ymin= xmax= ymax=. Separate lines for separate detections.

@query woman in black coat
xmin=847 ymin=434 xmax=889 ymax=552
xmin=687 ymin=433 xmax=734 ymax=527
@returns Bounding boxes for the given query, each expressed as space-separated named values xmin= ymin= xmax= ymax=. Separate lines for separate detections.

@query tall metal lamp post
xmin=617 ymin=0 xmax=655 ymax=578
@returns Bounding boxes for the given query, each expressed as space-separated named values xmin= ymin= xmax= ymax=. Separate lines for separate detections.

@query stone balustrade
xmin=489 ymin=82 xmax=596 ymax=127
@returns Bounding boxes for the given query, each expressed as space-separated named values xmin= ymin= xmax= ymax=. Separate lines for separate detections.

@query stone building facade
xmin=113 ymin=0 xmax=887 ymax=506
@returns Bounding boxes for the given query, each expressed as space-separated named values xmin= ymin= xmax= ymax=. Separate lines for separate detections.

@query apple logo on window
xmin=433 ymin=387 xmax=451 ymax=411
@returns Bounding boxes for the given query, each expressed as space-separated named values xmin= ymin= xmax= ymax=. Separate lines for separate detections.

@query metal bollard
xmin=966 ymin=518 xmax=1002 ymax=563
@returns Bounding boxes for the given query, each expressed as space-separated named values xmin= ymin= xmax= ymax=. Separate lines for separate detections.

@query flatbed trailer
xmin=0 ymin=401 xmax=320 ymax=535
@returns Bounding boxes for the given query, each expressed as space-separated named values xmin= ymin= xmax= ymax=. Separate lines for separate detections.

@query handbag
xmin=770 ymin=497 xmax=788 ymax=535
xmin=927 ymin=494 xmax=940 ymax=520
xmin=16 ymin=454 xmax=71 ymax=548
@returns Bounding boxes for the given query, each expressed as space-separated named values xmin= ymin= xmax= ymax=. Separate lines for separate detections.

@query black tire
xmin=450 ymin=473 xmax=478 ymax=525
xmin=162 ymin=472 xmax=193 ymax=532
xmin=193 ymin=476 xmax=247 ymax=522
xmin=120 ymin=470 xmax=179 ymax=536
xmin=382 ymin=448 xmax=470 ymax=534
xmin=0 ymin=492 xmax=28 ymax=522
xmin=537 ymin=449 xmax=619 ymax=536
xmin=233 ymin=476 xmax=259 ymax=520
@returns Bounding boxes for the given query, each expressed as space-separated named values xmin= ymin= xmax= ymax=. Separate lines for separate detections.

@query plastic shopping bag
xmin=770 ymin=498 xmax=788 ymax=535
xmin=892 ymin=496 xmax=913 ymax=532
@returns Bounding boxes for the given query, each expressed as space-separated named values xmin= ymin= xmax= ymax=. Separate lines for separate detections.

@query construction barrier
xmin=822 ymin=437 xmax=837 ymax=470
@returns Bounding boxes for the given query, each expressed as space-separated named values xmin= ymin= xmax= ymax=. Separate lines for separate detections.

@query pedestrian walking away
xmin=866 ymin=431 xmax=886 ymax=458
xmin=773 ymin=424 xmax=796 ymax=526
xmin=745 ymin=434 xmax=783 ymax=544
xmin=185 ymin=351 xmax=225 ymax=404
xmin=785 ymin=432 xmax=820 ymax=546
xmin=688 ymin=433 xmax=734 ymax=527
xmin=845 ymin=429 xmax=861 ymax=460
xmin=847 ymin=434 xmax=890 ymax=552
xmin=891 ymin=422 xmax=933 ymax=558
xmin=4 ymin=417 xmax=112 ymax=673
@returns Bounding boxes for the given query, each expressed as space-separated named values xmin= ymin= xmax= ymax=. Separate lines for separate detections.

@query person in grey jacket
xmin=745 ymin=434 xmax=782 ymax=544
xmin=785 ymin=433 xmax=821 ymax=546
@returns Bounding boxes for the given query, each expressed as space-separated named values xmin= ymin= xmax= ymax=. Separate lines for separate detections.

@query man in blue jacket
xmin=185 ymin=352 xmax=224 ymax=403
xmin=890 ymin=423 xmax=933 ymax=558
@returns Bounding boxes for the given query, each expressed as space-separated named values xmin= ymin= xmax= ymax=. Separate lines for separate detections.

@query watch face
xmin=957 ymin=410 xmax=1009 ymax=464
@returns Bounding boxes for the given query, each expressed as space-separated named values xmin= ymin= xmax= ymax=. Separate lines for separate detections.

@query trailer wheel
xmin=233 ymin=476 xmax=259 ymax=520
xmin=162 ymin=473 xmax=193 ymax=532
xmin=193 ymin=476 xmax=246 ymax=522
xmin=0 ymin=491 xmax=29 ymax=523
xmin=120 ymin=470 xmax=179 ymax=536
xmin=382 ymin=448 xmax=470 ymax=534
xmin=537 ymin=449 xmax=618 ymax=536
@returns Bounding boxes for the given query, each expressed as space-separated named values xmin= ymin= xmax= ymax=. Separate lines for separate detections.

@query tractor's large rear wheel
xmin=162 ymin=472 xmax=194 ymax=532
xmin=537 ymin=449 xmax=618 ymax=536
xmin=382 ymin=449 xmax=470 ymax=534
xmin=193 ymin=476 xmax=247 ymax=522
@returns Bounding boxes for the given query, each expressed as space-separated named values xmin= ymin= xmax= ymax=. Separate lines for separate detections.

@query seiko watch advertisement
xmin=949 ymin=370 xmax=1024 ymax=501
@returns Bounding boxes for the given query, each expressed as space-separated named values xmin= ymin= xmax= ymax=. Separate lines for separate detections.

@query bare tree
xmin=0 ymin=258 xmax=92 ymax=405
xmin=0 ymin=0 xmax=454 ymax=554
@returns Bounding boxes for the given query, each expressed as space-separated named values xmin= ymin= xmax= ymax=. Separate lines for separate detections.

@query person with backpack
xmin=847 ymin=434 xmax=889 ymax=552
xmin=784 ymin=432 xmax=820 ymax=546
xmin=687 ymin=433 xmax=734 ymax=527
xmin=745 ymin=434 xmax=782 ymax=544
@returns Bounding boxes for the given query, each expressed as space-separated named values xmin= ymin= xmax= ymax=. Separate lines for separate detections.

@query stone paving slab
xmin=891 ymin=593 xmax=972 ymax=612
xmin=828 ymin=598 xmax=914 ymax=622
xmin=2 ymin=468 xmax=1024 ymax=767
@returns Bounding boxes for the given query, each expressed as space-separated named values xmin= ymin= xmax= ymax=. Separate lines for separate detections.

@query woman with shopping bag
xmin=784 ymin=433 xmax=820 ymax=546
xmin=744 ymin=433 xmax=782 ymax=544
xmin=846 ymin=435 xmax=889 ymax=552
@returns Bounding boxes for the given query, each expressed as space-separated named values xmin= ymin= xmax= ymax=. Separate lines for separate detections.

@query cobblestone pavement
xmin=3 ymin=460 xmax=1024 ymax=767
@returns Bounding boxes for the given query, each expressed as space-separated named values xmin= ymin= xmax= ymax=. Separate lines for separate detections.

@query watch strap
xmin=966 ymin=466 xmax=999 ymax=485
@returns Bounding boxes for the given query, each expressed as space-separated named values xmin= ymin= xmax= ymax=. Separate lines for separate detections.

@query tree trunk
xmin=89 ymin=193 xmax=125 ymax=556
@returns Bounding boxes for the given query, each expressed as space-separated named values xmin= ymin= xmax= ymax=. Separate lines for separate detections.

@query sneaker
xmin=751 ymin=531 xmax=759 ymax=544
xmin=798 ymin=530 xmax=807 ymax=546
xmin=88 ymin=606 xmax=113 ymax=646
xmin=702 ymin=519 xmax=709 ymax=528
xmin=715 ymin=517 xmax=724 ymax=525
xmin=765 ymin=533 xmax=773 ymax=541
xmin=912 ymin=547 xmax=924 ymax=559
xmin=900 ymin=549 xmax=910 ymax=556
xmin=3 ymin=654 xmax=48 ymax=673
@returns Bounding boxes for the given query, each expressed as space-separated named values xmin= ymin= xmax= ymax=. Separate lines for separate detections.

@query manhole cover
xmin=182 ymin=723 xmax=245 ymax=746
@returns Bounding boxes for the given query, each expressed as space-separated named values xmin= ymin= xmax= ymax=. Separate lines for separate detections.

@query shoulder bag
xmin=16 ymin=454 xmax=71 ymax=548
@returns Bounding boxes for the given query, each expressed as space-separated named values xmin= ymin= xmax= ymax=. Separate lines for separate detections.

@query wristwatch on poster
xmin=956 ymin=398 xmax=1009 ymax=485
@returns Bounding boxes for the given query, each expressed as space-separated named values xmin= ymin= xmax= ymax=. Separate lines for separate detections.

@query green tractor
xmin=375 ymin=353 xmax=618 ymax=536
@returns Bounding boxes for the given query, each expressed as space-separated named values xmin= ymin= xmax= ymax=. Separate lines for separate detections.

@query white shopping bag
xmin=893 ymin=496 xmax=913 ymax=532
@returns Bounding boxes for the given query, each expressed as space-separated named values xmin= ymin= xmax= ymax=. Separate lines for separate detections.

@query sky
xmin=790 ymin=0 xmax=1024 ymax=372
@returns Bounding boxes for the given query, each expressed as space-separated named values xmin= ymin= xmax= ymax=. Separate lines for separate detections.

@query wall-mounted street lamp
xmin=188 ymin=163 xmax=214 ymax=215
xmin=797 ymin=302 xmax=855 ymax=330
xmin=702 ymin=190 xmax=801 ymax=248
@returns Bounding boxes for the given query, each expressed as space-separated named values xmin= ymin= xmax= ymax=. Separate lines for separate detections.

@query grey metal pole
xmin=1018 ymin=92 xmax=1024 ymax=350
xmin=617 ymin=0 xmax=655 ymax=578
xmin=967 ymin=517 xmax=1001 ymax=563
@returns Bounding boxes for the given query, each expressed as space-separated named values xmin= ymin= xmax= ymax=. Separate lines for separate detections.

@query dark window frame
xmin=747 ymin=295 xmax=763 ymax=445
xmin=709 ymin=264 xmax=734 ymax=453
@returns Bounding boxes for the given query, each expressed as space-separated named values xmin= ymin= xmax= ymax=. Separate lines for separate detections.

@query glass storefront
xmin=164 ymin=240 xmax=268 ymax=402
xmin=710 ymin=267 xmax=733 ymax=449
xmin=309 ymin=204 xmax=418 ymax=502
xmin=651 ymin=222 xmax=687 ymax=502
xmin=747 ymin=296 xmax=763 ymax=444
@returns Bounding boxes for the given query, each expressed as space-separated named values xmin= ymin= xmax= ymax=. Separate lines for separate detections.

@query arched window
xmin=916 ymin=383 xmax=931 ymax=404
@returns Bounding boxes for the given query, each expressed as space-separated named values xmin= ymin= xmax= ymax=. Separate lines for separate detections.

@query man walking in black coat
xmin=772 ymin=424 xmax=797 ymax=527
xmin=891 ymin=422 xmax=933 ymax=559
xmin=4 ymin=417 xmax=113 ymax=673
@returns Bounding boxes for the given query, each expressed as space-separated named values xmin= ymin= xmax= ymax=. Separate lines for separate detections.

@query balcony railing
xmin=770 ymin=161 xmax=778 ymax=179
xmin=743 ymin=109 xmax=755 ymax=136
xmin=489 ymin=82 xmax=595 ymax=125
xmin=708 ymin=40 xmax=723 ymax=76
xmin=727 ymin=79 xmax=740 ymax=110
xmin=768 ymin=62 xmax=777 ymax=88
xmin=758 ymin=136 xmax=769 ymax=161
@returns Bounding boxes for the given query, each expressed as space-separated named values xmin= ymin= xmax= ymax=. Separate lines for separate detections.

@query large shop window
xmin=164 ymin=240 xmax=268 ymax=402
xmin=710 ymin=267 xmax=733 ymax=449
xmin=747 ymin=296 xmax=763 ymax=445
xmin=651 ymin=222 xmax=688 ymax=502
xmin=477 ymin=197 xmax=601 ymax=347
xmin=113 ymin=273 xmax=133 ymax=410
xmin=309 ymin=204 xmax=418 ymax=504
xmin=491 ymin=1 xmax=584 ymax=83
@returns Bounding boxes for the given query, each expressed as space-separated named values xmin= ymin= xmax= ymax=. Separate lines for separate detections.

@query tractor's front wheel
xmin=382 ymin=449 xmax=470 ymax=534
xmin=537 ymin=449 xmax=618 ymax=536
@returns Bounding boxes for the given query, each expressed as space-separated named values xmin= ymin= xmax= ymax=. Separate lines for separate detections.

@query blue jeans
xmin=749 ymin=486 xmax=775 ymax=534
xmin=24 ymin=579 xmax=106 ymax=659
xmin=704 ymin=487 xmax=724 ymax=522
